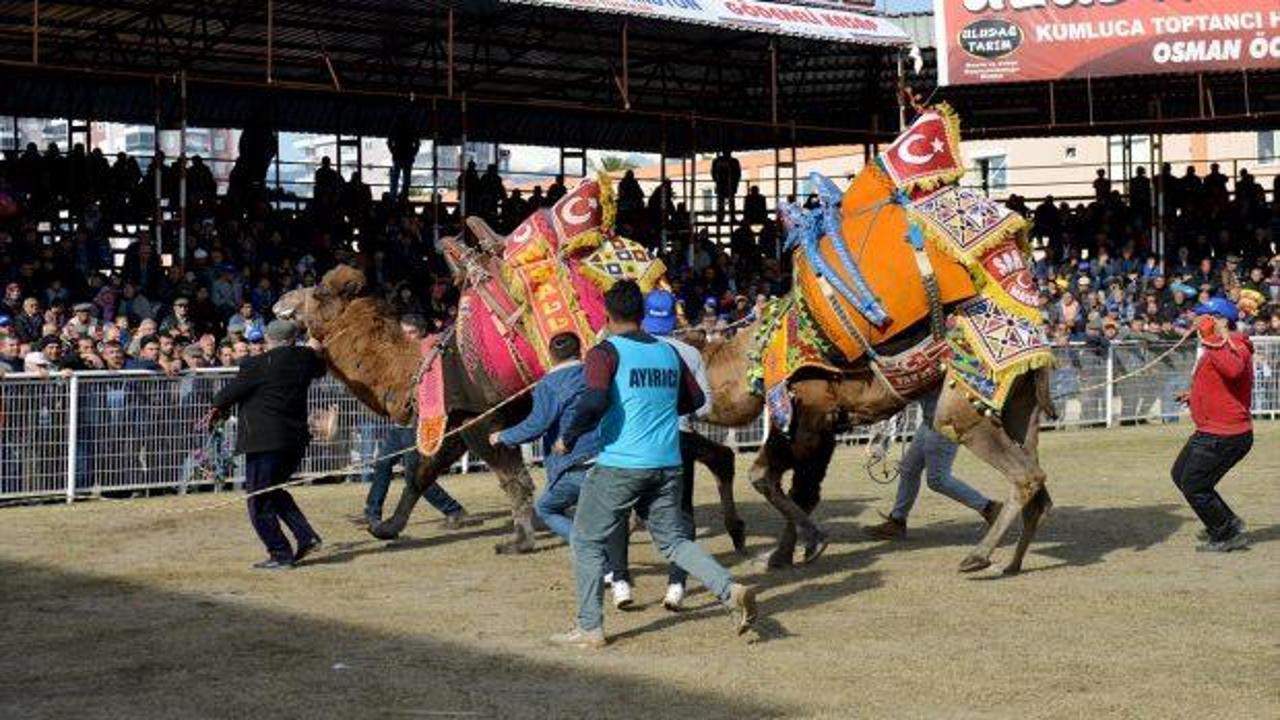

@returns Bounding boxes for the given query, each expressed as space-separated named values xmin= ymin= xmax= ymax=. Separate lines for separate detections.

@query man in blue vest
xmin=551 ymin=280 xmax=758 ymax=648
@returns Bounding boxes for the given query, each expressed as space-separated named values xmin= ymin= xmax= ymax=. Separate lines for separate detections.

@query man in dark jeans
xmin=211 ymin=319 xmax=325 ymax=569
xmin=1172 ymin=297 xmax=1255 ymax=553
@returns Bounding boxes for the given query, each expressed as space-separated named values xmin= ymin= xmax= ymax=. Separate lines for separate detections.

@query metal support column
xmin=1104 ymin=346 xmax=1115 ymax=428
xmin=1153 ymin=132 xmax=1164 ymax=260
xmin=31 ymin=0 xmax=38 ymax=64
xmin=431 ymin=99 xmax=440 ymax=245
xmin=178 ymin=71 xmax=188 ymax=265
xmin=153 ymin=79 xmax=163 ymax=253
xmin=659 ymin=118 xmax=667 ymax=251
xmin=266 ymin=0 xmax=274 ymax=83
xmin=459 ymin=95 xmax=467 ymax=218
xmin=447 ymin=8 xmax=455 ymax=98
xmin=688 ymin=114 xmax=697 ymax=267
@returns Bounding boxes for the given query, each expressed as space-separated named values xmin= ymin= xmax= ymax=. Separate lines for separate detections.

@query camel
xmin=699 ymin=319 xmax=1056 ymax=575
xmin=274 ymin=264 xmax=749 ymax=554
xmin=274 ymin=265 xmax=539 ymax=555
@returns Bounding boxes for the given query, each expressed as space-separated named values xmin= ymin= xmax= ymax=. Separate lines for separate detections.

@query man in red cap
xmin=1172 ymin=296 xmax=1254 ymax=552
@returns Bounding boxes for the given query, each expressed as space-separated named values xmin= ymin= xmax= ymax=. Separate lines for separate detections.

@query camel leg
xmin=937 ymin=381 xmax=1046 ymax=573
xmin=689 ymin=431 xmax=747 ymax=554
xmin=749 ymin=432 xmax=828 ymax=569
xmin=369 ymin=433 xmax=467 ymax=540
xmin=464 ymin=430 xmax=536 ymax=555
xmin=1004 ymin=487 xmax=1052 ymax=575
xmin=790 ymin=433 xmax=835 ymax=565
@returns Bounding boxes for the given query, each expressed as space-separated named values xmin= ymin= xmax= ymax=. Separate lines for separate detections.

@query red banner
xmin=934 ymin=0 xmax=1280 ymax=86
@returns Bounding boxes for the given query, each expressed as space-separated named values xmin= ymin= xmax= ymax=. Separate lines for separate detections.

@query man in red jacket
xmin=1172 ymin=297 xmax=1254 ymax=552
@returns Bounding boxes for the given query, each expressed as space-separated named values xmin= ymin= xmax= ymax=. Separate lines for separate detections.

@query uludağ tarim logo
xmin=959 ymin=18 xmax=1024 ymax=60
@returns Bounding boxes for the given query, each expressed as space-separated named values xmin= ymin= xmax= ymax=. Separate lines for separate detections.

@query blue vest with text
xmin=597 ymin=335 xmax=682 ymax=469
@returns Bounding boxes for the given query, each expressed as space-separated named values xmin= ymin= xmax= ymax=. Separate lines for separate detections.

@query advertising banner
xmin=503 ymin=0 xmax=910 ymax=46
xmin=934 ymin=0 xmax=1280 ymax=86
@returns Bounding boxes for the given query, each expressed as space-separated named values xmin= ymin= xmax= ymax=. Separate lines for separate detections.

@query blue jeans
xmin=890 ymin=422 xmax=990 ymax=522
xmin=536 ymin=467 xmax=628 ymax=583
xmin=571 ymin=465 xmax=734 ymax=632
xmin=364 ymin=425 xmax=463 ymax=521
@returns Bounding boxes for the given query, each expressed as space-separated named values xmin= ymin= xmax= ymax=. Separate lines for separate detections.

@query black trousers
xmin=244 ymin=448 xmax=319 ymax=561
xmin=1171 ymin=431 xmax=1253 ymax=542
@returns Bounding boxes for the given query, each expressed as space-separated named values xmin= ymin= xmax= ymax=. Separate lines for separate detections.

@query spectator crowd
xmin=2 ymin=136 xmax=1279 ymax=382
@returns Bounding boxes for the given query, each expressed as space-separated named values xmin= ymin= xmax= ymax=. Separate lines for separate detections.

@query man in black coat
xmin=211 ymin=319 xmax=326 ymax=569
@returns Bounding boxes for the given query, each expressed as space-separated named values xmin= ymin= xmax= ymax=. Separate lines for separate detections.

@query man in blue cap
xmin=1172 ymin=296 xmax=1255 ymax=552
xmin=640 ymin=287 xmax=737 ymax=611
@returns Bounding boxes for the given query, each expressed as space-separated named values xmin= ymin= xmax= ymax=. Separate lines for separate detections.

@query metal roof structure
xmin=0 ymin=2 xmax=1274 ymax=151
xmin=0 ymin=0 xmax=912 ymax=152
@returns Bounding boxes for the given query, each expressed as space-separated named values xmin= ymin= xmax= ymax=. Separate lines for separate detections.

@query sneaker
xmin=727 ymin=583 xmax=758 ymax=635
xmin=293 ymin=539 xmax=322 ymax=564
xmin=662 ymin=583 xmax=685 ymax=612
xmin=603 ymin=572 xmax=614 ymax=587
xmin=611 ymin=579 xmax=634 ymax=610
xmin=981 ymin=500 xmax=1004 ymax=527
xmin=252 ymin=558 xmax=294 ymax=571
xmin=1196 ymin=532 xmax=1250 ymax=553
xmin=863 ymin=513 xmax=906 ymax=540
xmin=548 ymin=626 xmax=607 ymax=650
xmin=1196 ymin=517 xmax=1245 ymax=542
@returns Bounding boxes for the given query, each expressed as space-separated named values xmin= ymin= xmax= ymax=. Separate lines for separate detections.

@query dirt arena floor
xmin=2 ymin=423 xmax=1277 ymax=719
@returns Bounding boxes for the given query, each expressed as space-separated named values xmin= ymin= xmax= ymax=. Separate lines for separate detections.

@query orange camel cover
xmin=796 ymin=164 xmax=976 ymax=364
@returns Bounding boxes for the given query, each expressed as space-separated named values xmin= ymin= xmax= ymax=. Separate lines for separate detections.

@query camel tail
xmin=1035 ymin=366 xmax=1059 ymax=421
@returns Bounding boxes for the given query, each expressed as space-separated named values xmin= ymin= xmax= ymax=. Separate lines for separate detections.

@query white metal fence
xmin=2 ymin=338 xmax=1277 ymax=503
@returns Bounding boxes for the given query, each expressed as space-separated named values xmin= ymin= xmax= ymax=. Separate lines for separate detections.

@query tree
xmin=590 ymin=155 xmax=638 ymax=174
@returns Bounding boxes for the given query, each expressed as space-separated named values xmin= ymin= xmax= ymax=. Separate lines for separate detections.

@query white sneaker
xmin=662 ymin=583 xmax=685 ymax=612
xmin=603 ymin=572 xmax=614 ymax=587
xmin=611 ymin=579 xmax=634 ymax=610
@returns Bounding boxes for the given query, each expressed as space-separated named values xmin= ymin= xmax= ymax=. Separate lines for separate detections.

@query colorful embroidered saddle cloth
xmin=761 ymin=105 xmax=1053 ymax=426
xmin=417 ymin=176 xmax=665 ymax=454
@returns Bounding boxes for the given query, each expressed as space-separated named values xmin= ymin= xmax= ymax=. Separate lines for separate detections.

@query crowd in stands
xmin=2 ymin=136 xmax=1279 ymax=379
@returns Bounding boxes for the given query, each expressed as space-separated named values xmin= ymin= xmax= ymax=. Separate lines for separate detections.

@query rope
xmin=862 ymin=329 xmax=1199 ymax=485
xmin=1049 ymin=329 xmax=1196 ymax=401
xmin=112 ymin=383 xmax=536 ymax=517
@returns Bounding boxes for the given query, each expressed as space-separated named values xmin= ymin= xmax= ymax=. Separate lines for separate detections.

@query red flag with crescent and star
xmin=878 ymin=105 xmax=965 ymax=196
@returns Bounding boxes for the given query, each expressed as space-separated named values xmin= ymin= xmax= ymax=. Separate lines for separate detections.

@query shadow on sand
xmin=0 ymin=559 xmax=794 ymax=720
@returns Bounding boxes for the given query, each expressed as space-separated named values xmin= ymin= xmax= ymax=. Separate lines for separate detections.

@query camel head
xmin=274 ymin=264 xmax=367 ymax=341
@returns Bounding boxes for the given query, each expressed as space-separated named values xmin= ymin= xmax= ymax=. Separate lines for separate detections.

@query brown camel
xmin=699 ymin=319 xmax=1055 ymax=575
xmin=273 ymin=265 xmax=538 ymax=554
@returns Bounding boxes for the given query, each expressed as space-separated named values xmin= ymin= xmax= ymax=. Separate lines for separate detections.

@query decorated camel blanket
xmin=756 ymin=104 xmax=1052 ymax=428
xmin=417 ymin=175 xmax=665 ymax=455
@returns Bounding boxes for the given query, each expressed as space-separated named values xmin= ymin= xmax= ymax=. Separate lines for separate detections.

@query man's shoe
xmin=1196 ymin=517 xmax=1245 ymax=542
xmin=611 ymin=579 xmax=635 ymax=610
xmin=1196 ymin=532 xmax=1250 ymax=553
xmin=293 ymin=539 xmax=322 ymax=564
xmin=981 ymin=500 xmax=1004 ymax=527
xmin=548 ymin=626 xmax=607 ymax=649
xmin=252 ymin=558 xmax=293 ymax=570
xmin=728 ymin=583 xmax=758 ymax=635
xmin=603 ymin=572 xmax=614 ymax=587
xmin=863 ymin=513 xmax=906 ymax=541
xmin=662 ymin=583 xmax=685 ymax=612
xmin=442 ymin=510 xmax=477 ymax=530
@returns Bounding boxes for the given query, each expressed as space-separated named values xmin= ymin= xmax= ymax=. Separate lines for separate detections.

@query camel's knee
xmin=1013 ymin=470 xmax=1047 ymax=504
xmin=748 ymin=464 xmax=776 ymax=496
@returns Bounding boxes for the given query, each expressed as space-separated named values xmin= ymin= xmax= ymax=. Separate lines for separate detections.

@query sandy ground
xmin=1 ymin=423 xmax=1277 ymax=719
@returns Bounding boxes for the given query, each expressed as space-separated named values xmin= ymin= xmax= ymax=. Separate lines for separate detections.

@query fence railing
xmin=1 ymin=339 xmax=1277 ymax=503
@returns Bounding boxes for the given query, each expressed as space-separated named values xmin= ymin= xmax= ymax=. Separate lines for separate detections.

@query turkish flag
xmin=879 ymin=109 xmax=964 ymax=193
xmin=551 ymin=179 xmax=603 ymax=250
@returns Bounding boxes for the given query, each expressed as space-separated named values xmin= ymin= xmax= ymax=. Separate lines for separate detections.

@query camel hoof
xmin=958 ymin=554 xmax=992 ymax=573
xmin=728 ymin=520 xmax=748 ymax=555
xmin=494 ymin=538 xmax=536 ymax=555
xmin=1001 ymin=563 xmax=1023 ymax=576
xmin=755 ymin=548 xmax=793 ymax=570
xmin=800 ymin=530 xmax=829 ymax=565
